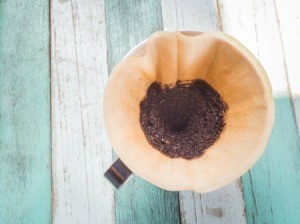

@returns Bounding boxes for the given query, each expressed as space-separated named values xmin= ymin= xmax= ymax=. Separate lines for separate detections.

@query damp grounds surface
xmin=140 ymin=79 xmax=228 ymax=159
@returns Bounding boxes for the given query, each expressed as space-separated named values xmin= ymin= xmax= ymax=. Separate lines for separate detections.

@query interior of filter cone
xmin=104 ymin=31 xmax=274 ymax=192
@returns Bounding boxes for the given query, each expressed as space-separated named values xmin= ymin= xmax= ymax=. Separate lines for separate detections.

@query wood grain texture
xmin=219 ymin=0 xmax=300 ymax=223
xmin=273 ymin=0 xmax=300 ymax=134
xmin=161 ymin=1 xmax=246 ymax=223
xmin=179 ymin=182 xmax=245 ymax=224
xmin=105 ymin=1 xmax=180 ymax=224
xmin=161 ymin=0 xmax=220 ymax=31
xmin=0 ymin=0 xmax=51 ymax=223
xmin=51 ymin=0 xmax=114 ymax=223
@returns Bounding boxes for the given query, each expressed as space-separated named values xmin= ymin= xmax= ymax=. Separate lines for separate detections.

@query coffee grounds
xmin=140 ymin=79 xmax=228 ymax=159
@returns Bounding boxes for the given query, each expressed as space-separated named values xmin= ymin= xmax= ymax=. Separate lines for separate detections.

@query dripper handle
xmin=104 ymin=158 xmax=133 ymax=189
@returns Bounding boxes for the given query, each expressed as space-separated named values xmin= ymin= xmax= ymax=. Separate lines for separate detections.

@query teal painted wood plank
xmin=242 ymin=98 xmax=300 ymax=224
xmin=0 ymin=0 xmax=51 ymax=223
xmin=105 ymin=1 xmax=180 ymax=224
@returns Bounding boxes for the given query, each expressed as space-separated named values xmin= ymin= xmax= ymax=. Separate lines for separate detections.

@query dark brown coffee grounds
xmin=140 ymin=79 xmax=228 ymax=159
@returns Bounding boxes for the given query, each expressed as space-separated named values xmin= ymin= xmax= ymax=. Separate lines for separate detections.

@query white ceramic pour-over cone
xmin=104 ymin=31 xmax=275 ymax=192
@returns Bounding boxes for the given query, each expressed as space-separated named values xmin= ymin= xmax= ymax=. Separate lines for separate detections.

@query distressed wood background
xmin=0 ymin=0 xmax=299 ymax=223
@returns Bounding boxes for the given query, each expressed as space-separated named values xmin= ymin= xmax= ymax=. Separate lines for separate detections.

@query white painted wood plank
xmin=219 ymin=0 xmax=288 ymax=96
xmin=179 ymin=181 xmax=246 ymax=224
xmin=162 ymin=0 xmax=220 ymax=31
xmin=161 ymin=1 xmax=246 ymax=223
xmin=216 ymin=0 xmax=258 ymax=59
xmin=274 ymin=0 xmax=300 ymax=133
xmin=51 ymin=0 xmax=114 ymax=223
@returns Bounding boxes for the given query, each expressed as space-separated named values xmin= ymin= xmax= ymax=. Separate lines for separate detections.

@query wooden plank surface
xmin=179 ymin=183 xmax=245 ymax=224
xmin=273 ymin=0 xmax=300 ymax=134
xmin=0 ymin=0 xmax=51 ymax=223
xmin=161 ymin=0 xmax=220 ymax=32
xmin=105 ymin=1 xmax=181 ymax=224
xmin=51 ymin=0 xmax=114 ymax=223
xmin=161 ymin=1 xmax=246 ymax=223
xmin=1 ymin=0 xmax=296 ymax=223
xmin=219 ymin=0 xmax=300 ymax=223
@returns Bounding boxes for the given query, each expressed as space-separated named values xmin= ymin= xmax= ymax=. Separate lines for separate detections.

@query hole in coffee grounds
xmin=140 ymin=79 xmax=228 ymax=159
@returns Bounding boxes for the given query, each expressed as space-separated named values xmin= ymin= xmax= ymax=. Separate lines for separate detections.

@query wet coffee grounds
xmin=140 ymin=79 xmax=228 ymax=159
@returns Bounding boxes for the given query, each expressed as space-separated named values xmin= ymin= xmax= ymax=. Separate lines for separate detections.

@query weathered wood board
xmin=51 ymin=0 xmax=114 ymax=223
xmin=105 ymin=1 xmax=181 ymax=224
xmin=0 ymin=0 xmax=51 ymax=223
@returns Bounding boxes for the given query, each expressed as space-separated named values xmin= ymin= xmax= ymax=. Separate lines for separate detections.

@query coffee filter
xmin=104 ymin=31 xmax=274 ymax=192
